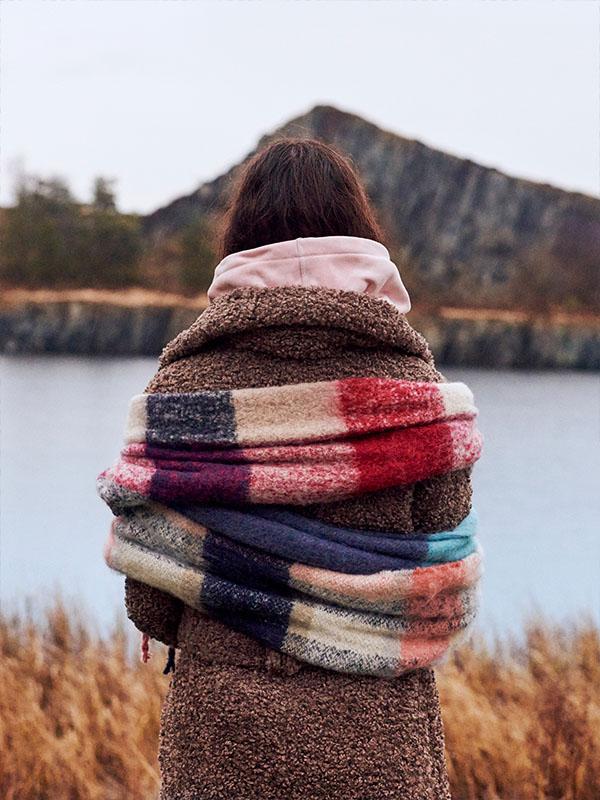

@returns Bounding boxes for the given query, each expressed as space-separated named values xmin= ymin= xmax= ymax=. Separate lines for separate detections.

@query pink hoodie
xmin=206 ymin=235 xmax=411 ymax=313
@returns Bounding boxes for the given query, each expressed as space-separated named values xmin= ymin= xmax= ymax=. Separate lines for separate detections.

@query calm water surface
xmin=1 ymin=355 xmax=598 ymax=635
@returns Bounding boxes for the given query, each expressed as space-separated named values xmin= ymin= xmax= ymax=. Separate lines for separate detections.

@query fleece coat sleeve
xmin=124 ymin=577 xmax=183 ymax=648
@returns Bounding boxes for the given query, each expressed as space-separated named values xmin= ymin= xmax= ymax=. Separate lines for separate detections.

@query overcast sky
xmin=2 ymin=1 xmax=598 ymax=214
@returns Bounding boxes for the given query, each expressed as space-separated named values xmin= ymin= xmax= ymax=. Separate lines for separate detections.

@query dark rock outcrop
xmin=412 ymin=313 xmax=600 ymax=370
xmin=143 ymin=105 xmax=600 ymax=313
xmin=0 ymin=300 xmax=199 ymax=357
xmin=1 ymin=299 xmax=598 ymax=369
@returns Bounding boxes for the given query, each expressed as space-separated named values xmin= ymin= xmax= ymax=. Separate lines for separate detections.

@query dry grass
xmin=0 ymin=285 xmax=208 ymax=310
xmin=438 ymin=619 xmax=600 ymax=800
xmin=0 ymin=601 xmax=598 ymax=800
xmin=0 ymin=601 xmax=166 ymax=800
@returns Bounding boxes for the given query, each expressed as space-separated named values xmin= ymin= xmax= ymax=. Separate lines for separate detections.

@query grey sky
xmin=2 ymin=1 xmax=598 ymax=214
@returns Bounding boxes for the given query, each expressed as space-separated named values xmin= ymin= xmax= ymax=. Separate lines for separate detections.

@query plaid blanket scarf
xmin=97 ymin=377 xmax=483 ymax=677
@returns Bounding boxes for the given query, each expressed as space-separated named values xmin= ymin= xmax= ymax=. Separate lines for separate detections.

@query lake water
xmin=1 ymin=355 xmax=598 ymax=637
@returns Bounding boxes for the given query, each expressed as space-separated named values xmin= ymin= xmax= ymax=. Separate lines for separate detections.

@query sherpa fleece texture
xmin=207 ymin=235 xmax=412 ymax=312
xmin=125 ymin=287 xmax=470 ymax=800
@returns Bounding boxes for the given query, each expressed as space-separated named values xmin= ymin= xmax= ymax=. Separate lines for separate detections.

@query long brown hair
xmin=218 ymin=138 xmax=384 ymax=259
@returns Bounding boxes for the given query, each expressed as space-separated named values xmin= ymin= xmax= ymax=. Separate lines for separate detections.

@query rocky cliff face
xmin=0 ymin=300 xmax=199 ymax=357
xmin=143 ymin=105 xmax=600 ymax=313
xmin=2 ymin=298 xmax=598 ymax=369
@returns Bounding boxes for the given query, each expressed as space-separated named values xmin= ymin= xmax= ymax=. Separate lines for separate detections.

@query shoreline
xmin=1 ymin=288 xmax=598 ymax=369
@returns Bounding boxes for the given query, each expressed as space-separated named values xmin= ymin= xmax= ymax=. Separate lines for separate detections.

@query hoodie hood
xmin=207 ymin=235 xmax=411 ymax=313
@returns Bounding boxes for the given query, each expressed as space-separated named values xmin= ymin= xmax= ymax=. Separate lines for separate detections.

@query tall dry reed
xmin=0 ymin=600 xmax=166 ymax=800
xmin=438 ymin=618 xmax=600 ymax=800
xmin=0 ymin=600 xmax=598 ymax=799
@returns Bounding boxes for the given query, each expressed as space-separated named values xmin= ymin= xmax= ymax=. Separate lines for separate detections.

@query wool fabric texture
xmin=207 ymin=235 xmax=412 ymax=313
xmin=98 ymin=377 xmax=482 ymax=677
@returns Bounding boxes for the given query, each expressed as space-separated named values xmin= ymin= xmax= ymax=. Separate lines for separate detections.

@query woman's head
xmin=218 ymin=138 xmax=384 ymax=258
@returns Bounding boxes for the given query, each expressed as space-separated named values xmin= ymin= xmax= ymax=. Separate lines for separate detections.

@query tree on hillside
xmin=178 ymin=217 xmax=217 ymax=292
xmin=0 ymin=177 xmax=80 ymax=285
xmin=0 ymin=174 xmax=142 ymax=288
xmin=92 ymin=177 xmax=117 ymax=213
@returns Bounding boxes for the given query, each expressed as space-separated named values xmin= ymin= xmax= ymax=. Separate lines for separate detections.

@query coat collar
xmin=159 ymin=286 xmax=433 ymax=369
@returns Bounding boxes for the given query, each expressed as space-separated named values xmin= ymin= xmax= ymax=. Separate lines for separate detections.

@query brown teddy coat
xmin=125 ymin=287 xmax=472 ymax=800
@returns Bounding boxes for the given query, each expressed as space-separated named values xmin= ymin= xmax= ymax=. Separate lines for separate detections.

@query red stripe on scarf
xmin=338 ymin=378 xmax=447 ymax=434
xmin=352 ymin=418 xmax=478 ymax=494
